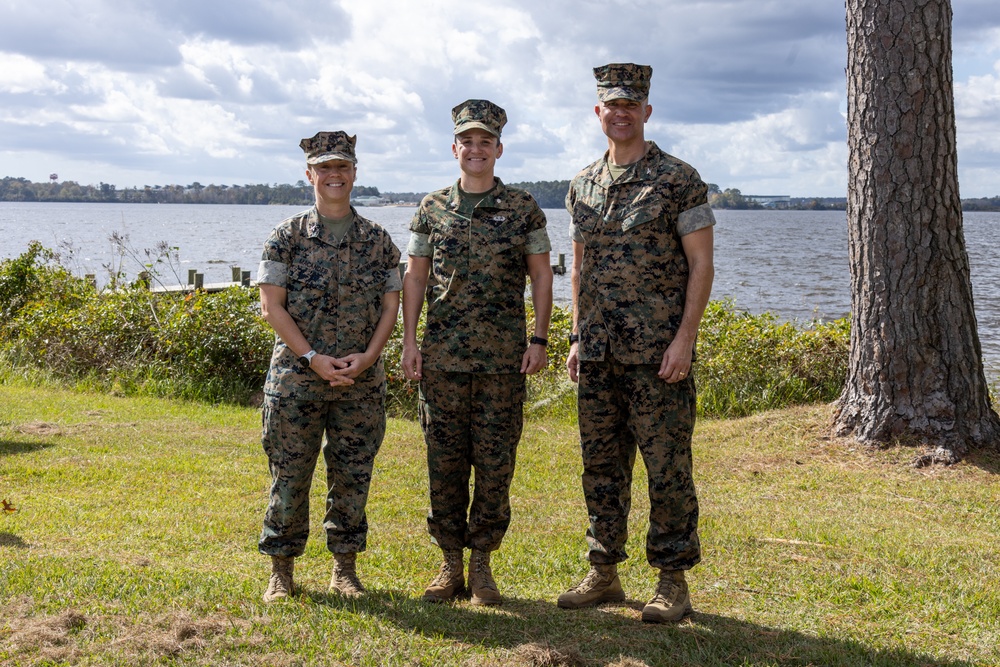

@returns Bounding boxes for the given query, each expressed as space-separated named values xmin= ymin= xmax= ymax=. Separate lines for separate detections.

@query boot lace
xmin=334 ymin=555 xmax=364 ymax=593
xmin=430 ymin=553 xmax=463 ymax=587
xmin=571 ymin=566 xmax=609 ymax=593
xmin=470 ymin=553 xmax=496 ymax=591
xmin=268 ymin=572 xmax=291 ymax=596
xmin=650 ymin=573 xmax=682 ymax=605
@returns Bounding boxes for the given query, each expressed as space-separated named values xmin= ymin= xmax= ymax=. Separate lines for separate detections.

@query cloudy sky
xmin=2 ymin=0 xmax=1000 ymax=198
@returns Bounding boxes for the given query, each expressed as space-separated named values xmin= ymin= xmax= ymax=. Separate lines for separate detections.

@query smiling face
xmin=452 ymin=129 xmax=503 ymax=180
xmin=595 ymin=97 xmax=652 ymax=145
xmin=306 ymin=159 xmax=356 ymax=210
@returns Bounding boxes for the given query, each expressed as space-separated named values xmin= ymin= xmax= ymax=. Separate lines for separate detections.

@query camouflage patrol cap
xmin=299 ymin=131 xmax=357 ymax=164
xmin=594 ymin=63 xmax=652 ymax=102
xmin=452 ymin=99 xmax=507 ymax=138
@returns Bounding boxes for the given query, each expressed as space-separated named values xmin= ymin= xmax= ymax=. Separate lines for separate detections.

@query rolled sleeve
xmin=407 ymin=231 xmax=432 ymax=257
xmin=257 ymin=259 xmax=287 ymax=287
xmin=525 ymin=227 xmax=552 ymax=254
xmin=677 ymin=202 xmax=717 ymax=236
xmin=382 ymin=231 xmax=403 ymax=292
xmin=385 ymin=267 xmax=403 ymax=293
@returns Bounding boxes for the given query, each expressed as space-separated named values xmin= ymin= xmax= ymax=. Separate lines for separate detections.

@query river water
xmin=2 ymin=202 xmax=998 ymax=377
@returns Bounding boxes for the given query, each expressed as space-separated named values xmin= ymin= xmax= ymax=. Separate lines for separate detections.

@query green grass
xmin=2 ymin=383 xmax=999 ymax=666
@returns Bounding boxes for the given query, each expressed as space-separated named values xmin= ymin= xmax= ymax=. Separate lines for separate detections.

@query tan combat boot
xmin=422 ymin=550 xmax=465 ymax=603
xmin=556 ymin=563 xmax=625 ymax=609
xmin=263 ymin=555 xmax=294 ymax=602
xmin=641 ymin=569 xmax=693 ymax=623
xmin=468 ymin=549 xmax=501 ymax=606
xmin=329 ymin=552 xmax=365 ymax=597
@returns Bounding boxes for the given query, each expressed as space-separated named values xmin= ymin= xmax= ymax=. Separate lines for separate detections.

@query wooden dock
xmin=143 ymin=268 xmax=253 ymax=294
xmin=142 ymin=254 xmax=566 ymax=294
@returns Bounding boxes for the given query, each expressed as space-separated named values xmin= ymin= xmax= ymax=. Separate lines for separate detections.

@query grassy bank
xmin=2 ymin=384 xmax=998 ymax=666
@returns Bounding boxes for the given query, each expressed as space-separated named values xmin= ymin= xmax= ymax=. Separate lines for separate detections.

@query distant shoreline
xmin=4 ymin=199 xmax=999 ymax=212
xmin=4 ymin=176 xmax=999 ymax=211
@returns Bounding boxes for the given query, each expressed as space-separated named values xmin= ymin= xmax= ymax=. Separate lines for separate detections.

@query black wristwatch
xmin=569 ymin=333 xmax=580 ymax=344
xmin=299 ymin=350 xmax=317 ymax=370
xmin=529 ymin=336 xmax=548 ymax=347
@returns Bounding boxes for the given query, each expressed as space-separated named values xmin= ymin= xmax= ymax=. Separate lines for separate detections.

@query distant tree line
xmin=705 ymin=185 xmax=850 ymax=210
xmin=0 ymin=177 xmax=380 ymax=206
xmin=2 ymin=175 xmax=998 ymax=211
xmin=505 ymin=181 xmax=570 ymax=208
xmin=961 ymin=196 xmax=1000 ymax=211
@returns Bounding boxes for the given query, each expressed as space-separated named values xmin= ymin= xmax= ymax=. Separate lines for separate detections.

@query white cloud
xmin=668 ymin=90 xmax=848 ymax=196
xmin=955 ymin=60 xmax=1000 ymax=197
xmin=0 ymin=53 xmax=65 ymax=94
xmin=0 ymin=0 xmax=998 ymax=197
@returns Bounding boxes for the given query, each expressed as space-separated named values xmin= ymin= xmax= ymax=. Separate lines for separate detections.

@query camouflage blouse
xmin=409 ymin=179 xmax=550 ymax=373
xmin=258 ymin=206 xmax=401 ymax=400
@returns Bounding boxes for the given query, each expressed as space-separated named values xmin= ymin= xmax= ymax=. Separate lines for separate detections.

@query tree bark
xmin=836 ymin=0 xmax=1000 ymax=461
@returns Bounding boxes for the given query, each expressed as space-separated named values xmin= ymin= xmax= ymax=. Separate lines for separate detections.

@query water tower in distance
xmin=49 ymin=173 xmax=58 ymax=182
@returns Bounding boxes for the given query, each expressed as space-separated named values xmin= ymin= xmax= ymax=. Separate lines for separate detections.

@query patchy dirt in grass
xmin=513 ymin=642 xmax=587 ymax=666
xmin=1 ymin=606 xmax=87 ymax=665
xmin=607 ymin=659 xmax=652 ymax=667
xmin=15 ymin=422 xmax=63 ymax=437
xmin=0 ymin=602 xmax=291 ymax=666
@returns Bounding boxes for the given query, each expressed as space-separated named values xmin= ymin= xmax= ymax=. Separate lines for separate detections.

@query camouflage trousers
xmin=577 ymin=356 xmax=700 ymax=570
xmin=418 ymin=370 xmax=525 ymax=552
xmin=258 ymin=393 xmax=385 ymax=557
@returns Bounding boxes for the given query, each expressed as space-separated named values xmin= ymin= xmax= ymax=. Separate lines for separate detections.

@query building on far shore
xmin=351 ymin=195 xmax=386 ymax=206
xmin=745 ymin=195 xmax=790 ymax=208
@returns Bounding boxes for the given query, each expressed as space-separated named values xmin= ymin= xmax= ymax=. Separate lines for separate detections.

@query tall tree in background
xmin=836 ymin=0 xmax=1000 ymax=462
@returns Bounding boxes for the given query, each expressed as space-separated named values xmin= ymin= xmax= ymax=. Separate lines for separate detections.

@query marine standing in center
xmin=402 ymin=99 xmax=553 ymax=606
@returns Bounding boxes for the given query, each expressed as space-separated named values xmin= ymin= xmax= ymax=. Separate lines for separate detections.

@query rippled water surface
xmin=2 ymin=202 xmax=998 ymax=376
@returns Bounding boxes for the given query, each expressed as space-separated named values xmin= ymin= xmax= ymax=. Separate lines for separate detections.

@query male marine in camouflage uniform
xmin=401 ymin=100 xmax=553 ymax=605
xmin=558 ymin=64 xmax=716 ymax=623
xmin=257 ymin=131 xmax=401 ymax=602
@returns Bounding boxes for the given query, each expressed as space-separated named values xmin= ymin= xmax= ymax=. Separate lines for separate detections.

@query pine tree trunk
xmin=835 ymin=0 xmax=1000 ymax=461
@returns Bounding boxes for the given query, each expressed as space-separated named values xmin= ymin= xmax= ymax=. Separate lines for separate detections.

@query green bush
xmin=154 ymin=288 xmax=273 ymax=401
xmin=524 ymin=301 xmax=577 ymax=419
xmin=696 ymin=299 xmax=850 ymax=418
xmin=0 ymin=246 xmax=271 ymax=404
xmin=1 ymin=246 xmax=852 ymax=418
xmin=382 ymin=314 xmax=420 ymax=419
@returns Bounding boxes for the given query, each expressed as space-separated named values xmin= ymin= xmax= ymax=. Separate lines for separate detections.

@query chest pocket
xmin=620 ymin=188 xmax=668 ymax=232
xmin=429 ymin=219 xmax=470 ymax=279
xmin=345 ymin=243 xmax=385 ymax=294
xmin=481 ymin=210 xmax=526 ymax=258
xmin=286 ymin=254 xmax=336 ymax=320
xmin=288 ymin=256 xmax=334 ymax=291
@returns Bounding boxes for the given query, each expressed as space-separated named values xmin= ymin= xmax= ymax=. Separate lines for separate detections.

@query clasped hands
xmin=309 ymin=352 xmax=374 ymax=386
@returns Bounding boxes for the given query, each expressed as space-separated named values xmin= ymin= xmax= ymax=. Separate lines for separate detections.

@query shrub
xmin=696 ymin=299 xmax=849 ymax=418
xmin=0 ymin=246 xmax=271 ymax=404
xmin=155 ymin=288 xmax=273 ymax=402
xmin=1 ymin=246 xmax=852 ymax=418
xmin=383 ymin=314 xmax=420 ymax=419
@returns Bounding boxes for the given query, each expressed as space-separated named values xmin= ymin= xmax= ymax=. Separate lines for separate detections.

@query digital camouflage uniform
xmin=409 ymin=130 xmax=551 ymax=551
xmin=567 ymin=135 xmax=716 ymax=571
xmin=258 ymin=203 xmax=401 ymax=557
